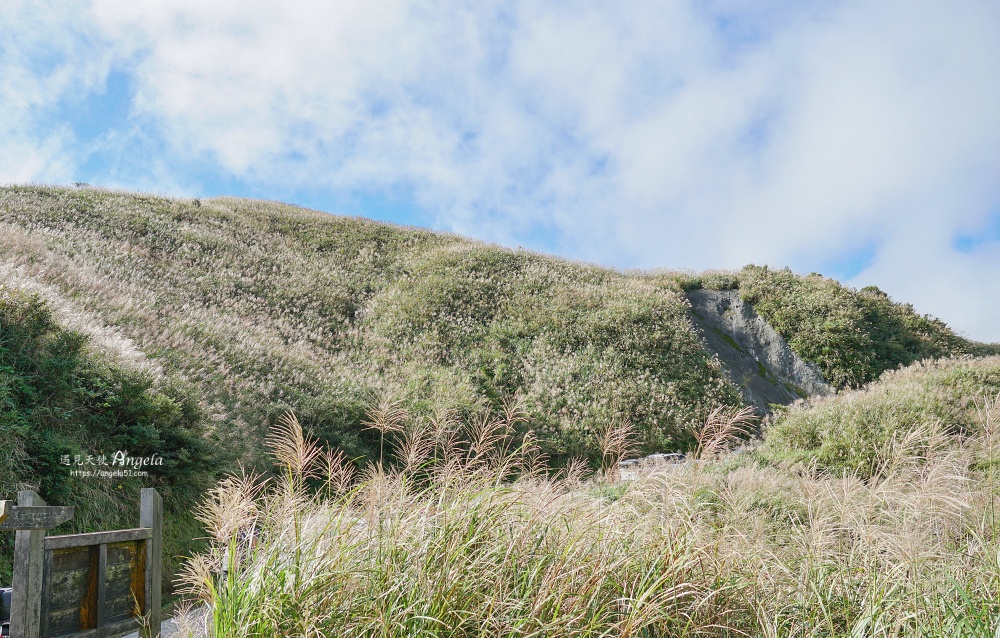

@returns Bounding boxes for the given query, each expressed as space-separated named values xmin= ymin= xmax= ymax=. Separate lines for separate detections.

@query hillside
xmin=172 ymin=350 xmax=1000 ymax=636
xmin=763 ymin=354 xmax=1000 ymax=477
xmin=1 ymin=185 xmax=994 ymax=471
xmin=0 ymin=185 xmax=738 ymax=469
xmin=675 ymin=266 xmax=998 ymax=388
xmin=2 ymin=184 xmax=998 ymax=608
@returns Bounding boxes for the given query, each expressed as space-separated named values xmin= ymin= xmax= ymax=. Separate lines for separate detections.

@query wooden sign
xmin=41 ymin=531 xmax=150 ymax=636
xmin=0 ymin=507 xmax=74 ymax=531
xmin=6 ymin=489 xmax=161 ymax=638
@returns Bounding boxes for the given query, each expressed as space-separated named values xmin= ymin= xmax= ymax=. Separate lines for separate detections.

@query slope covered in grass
xmin=177 ymin=370 xmax=1000 ymax=637
xmin=4 ymin=185 xmax=999 ymax=625
xmin=0 ymin=185 xmax=739 ymax=467
xmin=674 ymin=265 xmax=997 ymax=389
xmin=763 ymin=355 xmax=1000 ymax=478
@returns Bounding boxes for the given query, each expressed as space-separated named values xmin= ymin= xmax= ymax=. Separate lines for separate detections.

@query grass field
xmin=0 ymin=185 xmax=743 ymax=469
xmin=175 ymin=357 xmax=1000 ymax=636
xmin=2 ymin=185 xmax=998 ymax=634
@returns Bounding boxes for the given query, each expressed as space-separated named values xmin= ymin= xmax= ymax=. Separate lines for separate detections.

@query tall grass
xmin=177 ymin=399 xmax=1000 ymax=637
xmin=763 ymin=356 xmax=1000 ymax=478
xmin=0 ymin=185 xmax=740 ymax=466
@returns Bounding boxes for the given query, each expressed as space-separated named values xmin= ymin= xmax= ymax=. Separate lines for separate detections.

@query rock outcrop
xmin=687 ymin=288 xmax=832 ymax=410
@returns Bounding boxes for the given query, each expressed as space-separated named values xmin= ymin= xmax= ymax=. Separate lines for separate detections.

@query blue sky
xmin=2 ymin=0 xmax=999 ymax=341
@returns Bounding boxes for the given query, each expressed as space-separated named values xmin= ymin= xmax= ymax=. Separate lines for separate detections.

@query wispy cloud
xmin=2 ymin=0 xmax=999 ymax=340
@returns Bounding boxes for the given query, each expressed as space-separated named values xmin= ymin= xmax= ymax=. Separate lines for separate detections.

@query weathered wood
xmin=45 ymin=529 xmax=151 ymax=551
xmin=11 ymin=491 xmax=161 ymax=638
xmin=46 ymin=579 xmax=89 ymax=613
xmin=50 ymin=549 xmax=92 ymax=573
xmin=95 ymin=544 xmax=107 ymax=629
xmin=48 ymin=569 xmax=89 ymax=594
xmin=105 ymin=542 xmax=140 ymax=568
xmin=46 ymin=606 xmax=83 ymax=636
xmin=138 ymin=489 xmax=161 ymax=638
xmin=39 ymin=548 xmax=52 ymax=638
xmin=45 ymin=547 xmax=100 ymax=634
xmin=0 ymin=506 xmax=74 ymax=531
xmin=104 ymin=562 xmax=131 ymax=585
xmin=83 ymin=546 xmax=99 ymax=630
xmin=11 ymin=490 xmax=47 ymax=638
xmin=58 ymin=617 xmax=140 ymax=638
xmin=131 ymin=540 xmax=147 ymax=623
xmin=101 ymin=595 xmax=135 ymax=624
xmin=103 ymin=576 xmax=134 ymax=604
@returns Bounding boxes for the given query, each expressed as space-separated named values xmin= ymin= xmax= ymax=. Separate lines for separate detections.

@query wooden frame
xmin=2 ymin=489 xmax=161 ymax=638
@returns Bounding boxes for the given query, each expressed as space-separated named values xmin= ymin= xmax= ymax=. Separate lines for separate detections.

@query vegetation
xmin=172 ymin=361 xmax=1000 ymax=637
xmin=763 ymin=355 xmax=1000 ymax=478
xmin=0 ymin=185 xmax=739 ymax=467
xmin=665 ymin=264 xmax=998 ymax=389
xmin=4 ymin=185 xmax=1000 ymax=633
xmin=735 ymin=265 xmax=995 ymax=388
xmin=0 ymin=284 xmax=214 ymax=591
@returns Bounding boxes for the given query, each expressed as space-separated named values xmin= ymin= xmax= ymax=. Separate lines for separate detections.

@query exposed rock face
xmin=687 ymin=289 xmax=832 ymax=410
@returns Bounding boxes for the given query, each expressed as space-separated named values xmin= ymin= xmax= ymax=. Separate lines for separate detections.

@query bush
xmin=738 ymin=265 xmax=992 ymax=388
xmin=365 ymin=245 xmax=742 ymax=463
xmin=0 ymin=285 xmax=215 ymax=590
xmin=762 ymin=356 xmax=1000 ymax=478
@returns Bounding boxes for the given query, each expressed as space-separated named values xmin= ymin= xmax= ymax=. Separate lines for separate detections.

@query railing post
xmin=10 ymin=490 xmax=45 ymax=638
xmin=139 ymin=489 xmax=162 ymax=638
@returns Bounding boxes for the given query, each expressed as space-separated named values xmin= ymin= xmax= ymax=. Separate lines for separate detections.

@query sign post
xmin=0 ymin=491 xmax=74 ymax=638
xmin=1 ymin=490 xmax=160 ymax=638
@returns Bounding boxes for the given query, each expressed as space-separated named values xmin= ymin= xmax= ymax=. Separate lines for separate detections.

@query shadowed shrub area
xmin=0 ymin=285 xmax=215 ymax=592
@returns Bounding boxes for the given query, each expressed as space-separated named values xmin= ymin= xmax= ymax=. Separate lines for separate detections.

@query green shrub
xmin=0 ymin=285 xmax=214 ymax=591
xmin=738 ymin=265 xmax=992 ymax=388
xmin=762 ymin=356 xmax=1000 ymax=478
xmin=365 ymin=245 xmax=741 ymax=463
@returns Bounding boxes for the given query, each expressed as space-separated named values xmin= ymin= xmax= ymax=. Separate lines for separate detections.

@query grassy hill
xmin=2 ymin=184 xmax=999 ymax=620
xmin=175 ymin=354 xmax=1000 ymax=636
xmin=1 ymin=185 xmax=994 ymax=469
xmin=0 ymin=185 xmax=743 ymax=470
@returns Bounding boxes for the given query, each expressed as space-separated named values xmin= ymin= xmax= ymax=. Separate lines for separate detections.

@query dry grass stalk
xmin=693 ymin=405 xmax=757 ymax=459
xmin=974 ymin=391 xmax=1000 ymax=455
xmin=363 ymin=395 xmax=409 ymax=467
xmin=266 ymin=411 xmax=322 ymax=481
xmin=598 ymin=418 xmax=640 ymax=479
xmin=321 ymin=448 xmax=355 ymax=496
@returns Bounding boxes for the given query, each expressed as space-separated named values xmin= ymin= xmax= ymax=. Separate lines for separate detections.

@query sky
xmin=2 ymin=1 xmax=999 ymax=341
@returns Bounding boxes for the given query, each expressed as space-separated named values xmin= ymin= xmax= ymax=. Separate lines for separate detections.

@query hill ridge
xmin=1 ymin=185 xmax=994 ymax=466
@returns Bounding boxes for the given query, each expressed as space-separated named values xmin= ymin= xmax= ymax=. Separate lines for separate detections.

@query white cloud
xmin=0 ymin=1 xmax=102 ymax=183
xmin=3 ymin=0 xmax=1000 ymax=340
